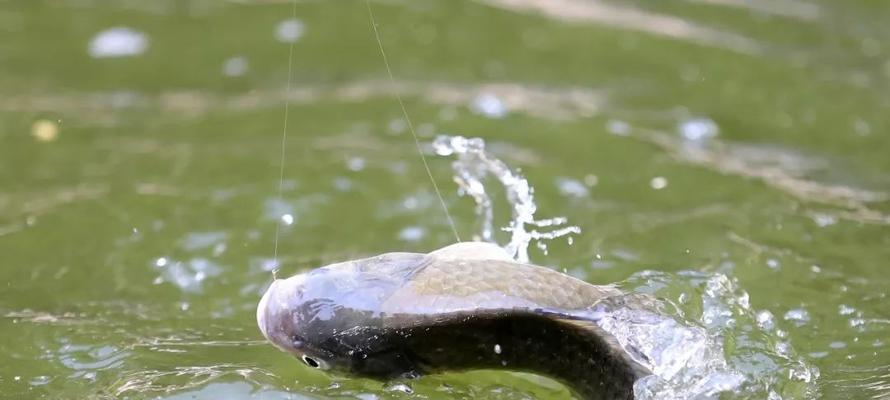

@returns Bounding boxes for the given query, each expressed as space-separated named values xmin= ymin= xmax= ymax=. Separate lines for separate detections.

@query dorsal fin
xmin=429 ymin=242 xmax=513 ymax=261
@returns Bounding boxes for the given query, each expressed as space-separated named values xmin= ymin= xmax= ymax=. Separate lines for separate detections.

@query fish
xmin=257 ymin=242 xmax=652 ymax=399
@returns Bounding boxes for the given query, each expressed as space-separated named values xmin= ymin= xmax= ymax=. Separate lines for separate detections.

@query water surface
xmin=1 ymin=0 xmax=889 ymax=399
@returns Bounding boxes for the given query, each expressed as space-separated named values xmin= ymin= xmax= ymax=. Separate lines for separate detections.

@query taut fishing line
xmin=272 ymin=1 xmax=462 ymax=275
xmin=272 ymin=0 xmax=298 ymax=273
xmin=364 ymin=0 xmax=462 ymax=243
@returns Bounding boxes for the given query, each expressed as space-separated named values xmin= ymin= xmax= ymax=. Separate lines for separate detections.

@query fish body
xmin=257 ymin=242 xmax=650 ymax=399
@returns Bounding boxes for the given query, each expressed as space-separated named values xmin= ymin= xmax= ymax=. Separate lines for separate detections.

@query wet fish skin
xmin=257 ymin=242 xmax=650 ymax=399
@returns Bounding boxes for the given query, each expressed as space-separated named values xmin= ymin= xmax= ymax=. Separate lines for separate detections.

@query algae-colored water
xmin=1 ymin=1 xmax=889 ymax=399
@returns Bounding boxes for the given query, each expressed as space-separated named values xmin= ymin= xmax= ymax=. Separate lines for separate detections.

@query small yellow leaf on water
xmin=31 ymin=119 xmax=59 ymax=142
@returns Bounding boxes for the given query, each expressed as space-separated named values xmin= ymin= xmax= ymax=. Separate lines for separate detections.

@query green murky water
xmin=1 ymin=0 xmax=889 ymax=398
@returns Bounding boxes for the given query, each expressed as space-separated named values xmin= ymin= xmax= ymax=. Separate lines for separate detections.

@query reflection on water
xmin=1 ymin=0 xmax=889 ymax=399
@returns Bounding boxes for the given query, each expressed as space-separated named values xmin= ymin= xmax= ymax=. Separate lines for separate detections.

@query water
xmin=2 ymin=1 xmax=889 ymax=399
xmin=435 ymin=135 xmax=816 ymax=399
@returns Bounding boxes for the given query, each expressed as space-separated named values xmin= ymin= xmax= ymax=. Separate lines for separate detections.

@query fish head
xmin=256 ymin=273 xmax=339 ymax=371
xmin=256 ymin=253 xmax=429 ymax=376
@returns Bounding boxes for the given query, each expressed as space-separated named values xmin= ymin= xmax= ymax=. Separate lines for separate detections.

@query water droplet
xmin=154 ymin=257 xmax=168 ymax=267
xmin=556 ymin=177 xmax=589 ymax=198
xmin=606 ymin=119 xmax=631 ymax=136
xmin=385 ymin=383 xmax=413 ymax=394
xmin=398 ymin=226 xmax=425 ymax=242
xmin=275 ymin=19 xmax=305 ymax=43
xmin=347 ymin=157 xmax=366 ymax=172
xmin=766 ymin=258 xmax=780 ymax=269
xmin=678 ymin=117 xmax=719 ymax=142
xmin=493 ymin=344 xmax=502 ymax=354
xmin=811 ymin=213 xmax=836 ymax=227
xmin=784 ymin=308 xmax=810 ymax=326
xmin=470 ymin=93 xmax=507 ymax=118
xmin=853 ymin=118 xmax=871 ymax=136
xmin=222 ymin=56 xmax=249 ymax=77
xmin=333 ymin=177 xmax=353 ymax=191
xmin=649 ymin=176 xmax=668 ymax=190
xmin=829 ymin=341 xmax=846 ymax=349
xmin=388 ymin=118 xmax=407 ymax=135
xmin=756 ymin=311 xmax=775 ymax=331
xmin=31 ymin=119 xmax=59 ymax=142
xmin=838 ymin=304 xmax=855 ymax=316
xmin=29 ymin=375 xmax=50 ymax=386
xmin=88 ymin=27 xmax=148 ymax=58
xmin=849 ymin=318 xmax=866 ymax=328
xmin=281 ymin=214 xmax=294 ymax=225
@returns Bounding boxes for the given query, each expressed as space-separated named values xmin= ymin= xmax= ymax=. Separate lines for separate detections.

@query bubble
xmin=650 ymin=176 xmax=668 ymax=190
xmin=275 ymin=19 xmax=305 ymax=43
xmin=829 ymin=341 xmax=846 ymax=349
xmin=347 ymin=157 xmax=366 ymax=172
xmin=180 ymin=231 xmax=227 ymax=251
xmin=281 ymin=214 xmax=294 ymax=225
xmin=766 ymin=258 xmax=780 ymax=269
xmin=756 ymin=310 xmax=776 ymax=331
xmin=783 ymin=308 xmax=811 ymax=326
xmin=838 ymin=304 xmax=855 ymax=316
xmin=387 ymin=118 xmax=407 ymax=135
xmin=154 ymin=258 xmax=223 ymax=293
xmin=811 ymin=213 xmax=837 ymax=227
xmin=470 ymin=93 xmax=507 ymax=119
xmin=493 ymin=344 xmax=502 ymax=354
xmin=556 ymin=177 xmax=589 ymax=198
xmin=606 ymin=119 xmax=631 ymax=136
xmin=333 ymin=177 xmax=353 ymax=192
xmin=853 ymin=118 xmax=871 ymax=136
xmin=88 ymin=27 xmax=148 ymax=58
xmin=31 ymin=120 xmax=59 ymax=142
xmin=222 ymin=56 xmax=249 ymax=77
xmin=29 ymin=376 xmax=51 ymax=386
xmin=385 ymin=383 xmax=413 ymax=394
xmin=678 ymin=117 xmax=719 ymax=142
xmin=398 ymin=226 xmax=425 ymax=242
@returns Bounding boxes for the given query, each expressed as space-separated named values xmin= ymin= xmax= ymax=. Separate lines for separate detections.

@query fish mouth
xmin=256 ymin=279 xmax=280 ymax=342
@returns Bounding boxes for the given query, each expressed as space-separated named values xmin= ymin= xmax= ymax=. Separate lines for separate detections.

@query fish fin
xmin=429 ymin=242 xmax=513 ymax=261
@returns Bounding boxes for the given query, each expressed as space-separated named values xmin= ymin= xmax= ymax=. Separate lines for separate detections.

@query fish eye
xmin=302 ymin=355 xmax=320 ymax=368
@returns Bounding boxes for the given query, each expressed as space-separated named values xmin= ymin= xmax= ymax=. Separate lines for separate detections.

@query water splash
xmin=432 ymin=135 xmax=579 ymax=262
xmin=434 ymin=135 xmax=817 ymax=398
xmin=599 ymin=271 xmax=819 ymax=399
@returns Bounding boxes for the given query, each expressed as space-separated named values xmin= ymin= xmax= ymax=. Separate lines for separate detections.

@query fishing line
xmin=272 ymin=0 xmax=299 ymax=272
xmin=365 ymin=0 xmax=461 ymax=242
